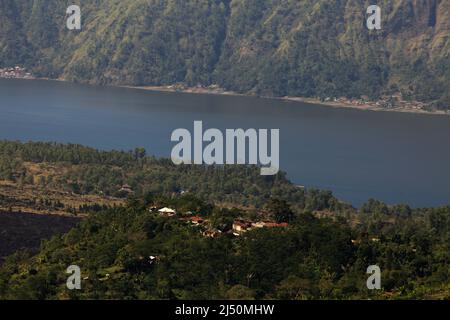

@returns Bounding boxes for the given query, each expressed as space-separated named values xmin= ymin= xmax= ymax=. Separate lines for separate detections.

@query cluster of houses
xmin=150 ymin=206 xmax=289 ymax=238
xmin=0 ymin=66 xmax=33 ymax=79
xmin=330 ymin=94 xmax=428 ymax=111
xmin=231 ymin=219 xmax=288 ymax=236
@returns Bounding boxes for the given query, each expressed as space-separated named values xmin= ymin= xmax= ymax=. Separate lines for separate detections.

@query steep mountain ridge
xmin=0 ymin=0 xmax=448 ymax=105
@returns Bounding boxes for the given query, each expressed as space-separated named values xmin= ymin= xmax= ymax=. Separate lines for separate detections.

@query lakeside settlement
xmin=128 ymin=83 xmax=449 ymax=115
xmin=0 ymin=66 xmax=33 ymax=79
xmin=0 ymin=66 xmax=446 ymax=115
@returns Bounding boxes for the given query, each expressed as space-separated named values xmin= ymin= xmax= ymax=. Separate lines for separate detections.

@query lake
xmin=1 ymin=78 xmax=449 ymax=207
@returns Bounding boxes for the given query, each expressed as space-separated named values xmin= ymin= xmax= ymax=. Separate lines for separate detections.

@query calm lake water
xmin=1 ymin=78 xmax=449 ymax=207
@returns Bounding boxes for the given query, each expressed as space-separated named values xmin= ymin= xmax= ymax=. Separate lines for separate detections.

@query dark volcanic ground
xmin=0 ymin=211 xmax=80 ymax=263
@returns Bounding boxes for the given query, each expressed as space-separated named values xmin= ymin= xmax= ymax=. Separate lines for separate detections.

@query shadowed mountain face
xmin=0 ymin=0 xmax=448 ymax=104
xmin=0 ymin=211 xmax=79 ymax=263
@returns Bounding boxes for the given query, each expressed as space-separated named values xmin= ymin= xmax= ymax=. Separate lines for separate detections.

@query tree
xmin=133 ymin=148 xmax=146 ymax=160
xmin=265 ymin=199 xmax=294 ymax=223
xmin=274 ymin=276 xmax=317 ymax=300
xmin=225 ymin=285 xmax=256 ymax=300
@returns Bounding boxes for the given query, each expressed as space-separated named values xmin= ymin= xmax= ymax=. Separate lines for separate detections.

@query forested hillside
xmin=0 ymin=0 xmax=448 ymax=106
xmin=0 ymin=141 xmax=448 ymax=299
xmin=0 ymin=140 xmax=333 ymax=210
xmin=0 ymin=193 xmax=448 ymax=299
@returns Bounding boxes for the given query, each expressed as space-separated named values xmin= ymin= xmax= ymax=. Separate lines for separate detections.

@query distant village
xmin=144 ymin=83 xmax=440 ymax=113
xmin=0 ymin=66 xmax=33 ymax=79
xmin=150 ymin=205 xmax=289 ymax=239
xmin=328 ymin=94 xmax=430 ymax=112
xmin=0 ymin=68 xmax=440 ymax=113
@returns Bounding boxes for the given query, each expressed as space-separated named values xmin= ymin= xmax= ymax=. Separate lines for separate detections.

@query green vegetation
xmin=0 ymin=194 xmax=448 ymax=300
xmin=0 ymin=140 xmax=342 ymax=210
xmin=0 ymin=140 xmax=448 ymax=300
xmin=0 ymin=0 xmax=448 ymax=107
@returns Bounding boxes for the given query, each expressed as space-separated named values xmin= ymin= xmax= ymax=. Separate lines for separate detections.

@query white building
xmin=158 ymin=207 xmax=176 ymax=216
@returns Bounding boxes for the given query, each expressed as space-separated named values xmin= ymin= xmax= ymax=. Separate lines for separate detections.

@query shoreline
xmin=283 ymin=96 xmax=449 ymax=115
xmin=3 ymin=76 xmax=448 ymax=116
xmin=122 ymin=84 xmax=450 ymax=116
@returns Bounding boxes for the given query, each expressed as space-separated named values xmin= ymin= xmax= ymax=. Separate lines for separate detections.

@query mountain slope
xmin=0 ymin=0 xmax=448 ymax=105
